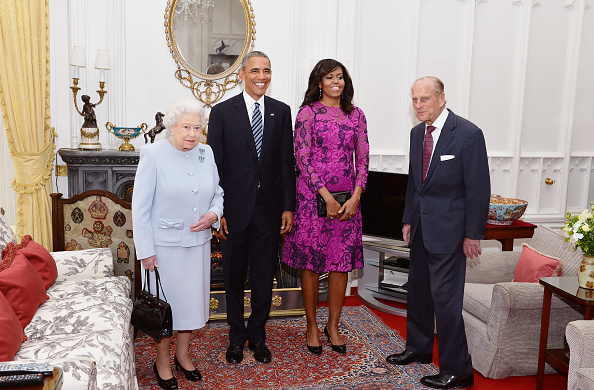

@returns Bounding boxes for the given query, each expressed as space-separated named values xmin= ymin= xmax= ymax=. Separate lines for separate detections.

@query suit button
xmin=193 ymin=189 xmax=198 ymax=194
xmin=188 ymin=172 xmax=194 ymax=176
xmin=192 ymin=208 xmax=197 ymax=213
xmin=184 ymin=155 xmax=189 ymax=159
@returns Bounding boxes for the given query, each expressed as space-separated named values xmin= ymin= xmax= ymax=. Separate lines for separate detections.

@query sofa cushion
xmin=463 ymin=283 xmax=493 ymax=322
xmin=513 ymin=243 xmax=563 ymax=283
xmin=0 ymin=212 xmax=16 ymax=251
xmin=0 ymin=290 xmax=24 ymax=361
xmin=16 ymin=236 xmax=58 ymax=290
xmin=51 ymin=248 xmax=114 ymax=281
xmin=25 ymin=277 xmax=132 ymax=340
xmin=530 ymin=225 xmax=583 ymax=276
xmin=0 ymin=253 xmax=48 ymax=328
xmin=15 ymin=329 xmax=134 ymax=390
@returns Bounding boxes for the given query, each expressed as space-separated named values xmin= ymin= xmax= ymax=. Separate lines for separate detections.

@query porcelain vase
xmin=578 ymin=255 xmax=594 ymax=290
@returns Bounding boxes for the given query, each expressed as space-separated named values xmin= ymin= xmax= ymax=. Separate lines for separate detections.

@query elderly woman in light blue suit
xmin=132 ymin=98 xmax=223 ymax=390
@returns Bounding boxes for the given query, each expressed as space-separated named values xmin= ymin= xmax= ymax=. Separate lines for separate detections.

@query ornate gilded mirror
xmin=165 ymin=0 xmax=256 ymax=107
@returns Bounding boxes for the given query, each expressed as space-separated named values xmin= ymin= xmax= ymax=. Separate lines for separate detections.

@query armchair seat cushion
xmin=578 ymin=369 xmax=594 ymax=390
xmin=463 ymin=283 xmax=493 ymax=322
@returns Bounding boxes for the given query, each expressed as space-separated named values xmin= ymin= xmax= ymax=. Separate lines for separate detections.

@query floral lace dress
xmin=282 ymin=101 xmax=369 ymax=273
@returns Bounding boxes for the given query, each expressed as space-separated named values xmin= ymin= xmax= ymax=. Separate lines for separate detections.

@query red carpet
xmin=135 ymin=306 xmax=440 ymax=389
xmin=334 ymin=292 xmax=568 ymax=390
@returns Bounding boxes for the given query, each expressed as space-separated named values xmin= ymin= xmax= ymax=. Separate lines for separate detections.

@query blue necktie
xmin=252 ymin=102 xmax=263 ymax=158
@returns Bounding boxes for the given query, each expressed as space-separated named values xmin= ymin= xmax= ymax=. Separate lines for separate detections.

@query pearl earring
xmin=319 ymin=88 xmax=322 ymax=100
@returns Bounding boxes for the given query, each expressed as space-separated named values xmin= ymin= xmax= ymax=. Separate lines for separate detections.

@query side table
xmin=536 ymin=277 xmax=594 ymax=389
xmin=484 ymin=220 xmax=537 ymax=251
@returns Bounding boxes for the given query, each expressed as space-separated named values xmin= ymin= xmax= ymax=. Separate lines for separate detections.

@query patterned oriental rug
xmin=135 ymin=306 xmax=439 ymax=389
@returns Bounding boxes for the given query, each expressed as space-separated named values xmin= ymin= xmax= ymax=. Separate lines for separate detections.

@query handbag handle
xmin=143 ymin=268 xmax=168 ymax=302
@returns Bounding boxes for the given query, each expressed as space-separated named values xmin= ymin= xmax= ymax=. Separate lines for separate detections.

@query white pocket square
xmin=440 ymin=155 xmax=455 ymax=161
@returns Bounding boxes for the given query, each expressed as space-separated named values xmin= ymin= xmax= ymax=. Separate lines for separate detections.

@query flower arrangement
xmin=563 ymin=202 xmax=594 ymax=257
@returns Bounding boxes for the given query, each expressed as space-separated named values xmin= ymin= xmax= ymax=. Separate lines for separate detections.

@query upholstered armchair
xmin=567 ymin=320 xmax=594 ymax=390
xmin=51 ymin=190 xmax=140 ymax=298
xmin=463 ymin=225 xmax=584 ymax=379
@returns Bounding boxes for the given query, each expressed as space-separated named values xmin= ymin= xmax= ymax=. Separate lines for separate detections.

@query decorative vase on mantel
xmin=578 ymin=255 xmax=594 ymax=290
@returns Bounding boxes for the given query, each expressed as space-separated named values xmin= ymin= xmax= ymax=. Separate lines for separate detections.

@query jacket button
xmin=192 ymin=208 xmax=197 ymax=213
xmin=184 ymin=155 xmax=189 ymax=159
xmin=188 ymin=172 xmax=194 ymax=176
xmin=193 ymin=189 xmax=198 ymax=194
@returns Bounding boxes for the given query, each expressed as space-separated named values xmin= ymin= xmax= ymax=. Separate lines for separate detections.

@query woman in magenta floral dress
xmin=283 ymin=59 xmax=369 ymax=355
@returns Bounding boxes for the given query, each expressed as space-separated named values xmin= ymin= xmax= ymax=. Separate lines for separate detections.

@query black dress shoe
xmin=323 ymin=326 xmax=346 ymax=354
xmin=226 ymin=343 xmax=244 ymax=364
xmin=153 ymin=362 xmax=178 ymax=390
xmin=173 ymin=355 xmax=202 ymax=381
xmin=386 ymin=349 xmax=432 ymax=365
xmin=307 ymin=344 xmax=322 ymax=355
xmin=420 ymin=373 xmax=474 ymax=389
xmin=248 ymin=342 xmax=272 ymax=363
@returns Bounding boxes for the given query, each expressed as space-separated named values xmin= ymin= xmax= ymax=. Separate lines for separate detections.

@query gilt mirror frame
xmin=165 ymin=0 xmax=256 ymax=107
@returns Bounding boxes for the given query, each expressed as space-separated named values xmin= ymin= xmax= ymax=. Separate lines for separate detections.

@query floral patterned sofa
xmin=5 ymin=247 xmax=136 ymax=390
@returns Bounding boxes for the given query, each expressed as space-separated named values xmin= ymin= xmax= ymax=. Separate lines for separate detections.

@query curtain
xmin=0 ymin=0 xmax=56 ymax=249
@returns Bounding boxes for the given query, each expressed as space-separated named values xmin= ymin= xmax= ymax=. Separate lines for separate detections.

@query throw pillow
xmin=513 ymin=243 xmax=564 ymax=283
xmin=0 ymin=290 xmax=24 ymax=361
xmin=17 ymin=236 xmax=58 ymax=290
xmin=0 ymin=211 xmax=16 ymax=251
xmin=0 ymin=252 xmax=48 ymax=328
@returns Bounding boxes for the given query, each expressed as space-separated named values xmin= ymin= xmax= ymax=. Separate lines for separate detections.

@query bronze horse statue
xmin=144 ymin=112 xmax=165 ymax=144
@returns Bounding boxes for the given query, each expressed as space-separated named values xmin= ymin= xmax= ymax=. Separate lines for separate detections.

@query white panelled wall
xmin=1 ymin=0 xmax=593 ymax=229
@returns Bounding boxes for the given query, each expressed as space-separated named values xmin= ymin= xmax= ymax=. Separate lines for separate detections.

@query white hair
xmin=163 ymin=98 xmax=206 ymax=135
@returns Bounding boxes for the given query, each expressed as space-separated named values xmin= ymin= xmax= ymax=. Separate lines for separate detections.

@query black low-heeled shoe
xmin=153 ymin=362 xmax=178 ymax=390
xmin=324 ymin=326 xmax=346 ymax=354
xmin=173 ymin=355 xmax=202 ymax=381
xmin=307 ymin=344 xmax=323 ymax=355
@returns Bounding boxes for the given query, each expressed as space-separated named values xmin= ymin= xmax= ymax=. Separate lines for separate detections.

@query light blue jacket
xmin=132 ymin=139 xmax=224 ymax=260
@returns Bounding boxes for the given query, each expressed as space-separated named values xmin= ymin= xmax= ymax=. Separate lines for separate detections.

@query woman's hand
xmin=191 ymin=211 xmax=218 ymax=232
xmin=141 ymin=256 xmax=157 ymax=271
xmin=338 ymin=196 xmax=360 ymax=221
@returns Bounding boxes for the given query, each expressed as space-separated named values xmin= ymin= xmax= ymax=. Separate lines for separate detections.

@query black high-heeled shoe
xmin=307 ymin=344 xmax=323 ymax=355
xmin=174 ymin=355 xmax=202 ymax=381
xmin=324 ymin=326 xmax=346 ymax=354
xmin=153 ymin=362 xmax=178 ymax=390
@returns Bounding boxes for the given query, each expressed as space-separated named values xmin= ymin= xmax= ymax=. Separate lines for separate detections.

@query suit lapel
xmin=424 ymin=110 xmax=456 ymax=185
xmin=232 ymin=94 xmax=259 ymax=162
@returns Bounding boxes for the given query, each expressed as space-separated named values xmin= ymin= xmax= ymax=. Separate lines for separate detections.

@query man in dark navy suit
xmin=207 ymin=51 xmax=296 ymax=364
xmin=386 ymin=76 xmax=490 ymax=389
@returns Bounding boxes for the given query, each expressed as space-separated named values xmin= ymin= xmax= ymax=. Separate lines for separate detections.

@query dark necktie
xmin=422 ymin=125 xmax=436 ymax=184
xmin=252 ymin=102 xmax=263 ymax=158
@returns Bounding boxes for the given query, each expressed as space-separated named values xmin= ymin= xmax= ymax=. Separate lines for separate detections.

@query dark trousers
xmin=406 ymin=226 xmax=473 ymax=376
xmin=222 ymin=193 xmax=279 ymax=345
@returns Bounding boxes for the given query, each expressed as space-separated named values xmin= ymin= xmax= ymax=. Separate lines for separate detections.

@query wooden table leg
xmin=497 ymin=238 xmax=514 ymax=251
xmin=586 ymin=306 xmax=592 ymax=321
xmin=537 ymin=289 xmax=552 ymax=390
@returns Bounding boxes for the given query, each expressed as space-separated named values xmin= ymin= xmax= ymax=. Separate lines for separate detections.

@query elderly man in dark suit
xmin=207 ymin=51 xmax=296 ymax=365
xmin=386 ymin=76 xmax=490 ymax=389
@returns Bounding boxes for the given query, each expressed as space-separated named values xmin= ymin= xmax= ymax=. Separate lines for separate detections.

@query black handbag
xmin=316 ymin=191 xmax=352 ymax=218
xmin=131 ymin=268 xmax=173 ymax=341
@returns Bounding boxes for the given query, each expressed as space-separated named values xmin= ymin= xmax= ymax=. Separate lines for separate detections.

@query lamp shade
xmin=70 ymin=46 xmax=86 ymax=67
xmin=94 ymin=49 xmax=110 ymax=70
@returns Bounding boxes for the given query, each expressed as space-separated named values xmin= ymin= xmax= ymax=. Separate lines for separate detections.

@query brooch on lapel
xmin=198 ymin=156 xmax=205 ymax=163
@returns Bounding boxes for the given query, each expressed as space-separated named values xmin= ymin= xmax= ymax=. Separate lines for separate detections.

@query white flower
xmin=583 ymin=224 xmax=591 ymax=232
xmin=574 ymin=221 xmax=583 ymax=231
xmin=573 ymin=232 xmax=584 ymax=241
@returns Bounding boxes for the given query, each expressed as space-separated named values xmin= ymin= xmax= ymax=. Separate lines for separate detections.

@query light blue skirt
xmin=142 ymin=243 xmax=211 ymax=330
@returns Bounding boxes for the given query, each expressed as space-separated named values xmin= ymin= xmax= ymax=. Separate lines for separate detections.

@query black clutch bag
xmin=131 ymin=268 xmax=173 ymax=341
xmin=316 ymin=191 xmax=352 ymax=218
